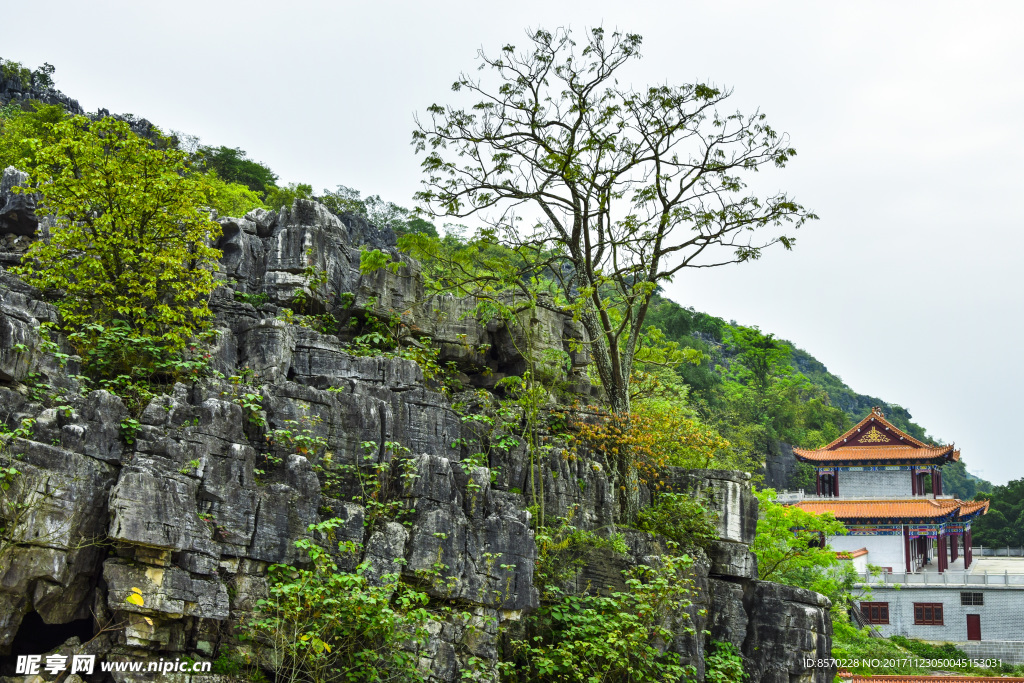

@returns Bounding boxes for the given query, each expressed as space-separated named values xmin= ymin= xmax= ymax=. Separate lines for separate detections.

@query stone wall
xmin=0 ymin=198 xmax=833 ymax=682
xmin=954 ymin=640 xmax=1024 ymax=665
xmin=839 ymin=468 xmax=913 ymax=498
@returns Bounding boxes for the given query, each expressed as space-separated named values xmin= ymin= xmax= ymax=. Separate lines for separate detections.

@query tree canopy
xmin=13 ymin=115 xmax=221 ymax=351
xmin=195 ymin=145 xmax=277 ymax=193
xmin=413 ymin=27 xmax=816 ymax=419
xmin=753 ymin=488 xmax=856 ymax=615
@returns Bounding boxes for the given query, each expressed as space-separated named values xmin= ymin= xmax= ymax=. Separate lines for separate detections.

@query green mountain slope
xmin=644 ymin=294 xmax=993 ymax=498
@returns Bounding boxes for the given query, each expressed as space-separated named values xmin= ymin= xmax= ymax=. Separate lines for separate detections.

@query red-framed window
xmin=914 ymin=603 xmax=944 ymax=625
xmin=861 ymin=602 xmax=889 ymax=625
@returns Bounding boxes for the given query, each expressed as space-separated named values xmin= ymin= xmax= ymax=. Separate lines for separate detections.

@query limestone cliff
xmin=0 ymin=183 xmax=833 ymax=682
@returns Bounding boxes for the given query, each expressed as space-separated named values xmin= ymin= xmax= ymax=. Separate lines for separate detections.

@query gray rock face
xmin=744 ymin=582 xmax=834 ymax=683
xmin=0 ymin=199 xmax=832 ymax=681
xmin=0 ymin=74 xmax=84 ymax=114
xmin=0 ymin=167 xmax=38 ymax=237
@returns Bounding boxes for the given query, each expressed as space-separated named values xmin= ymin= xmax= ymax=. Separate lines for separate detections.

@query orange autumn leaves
xmin=571 ymin=401 xmax=730 ymax=490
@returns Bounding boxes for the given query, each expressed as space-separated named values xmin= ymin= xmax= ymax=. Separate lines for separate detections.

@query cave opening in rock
xmin=3 ymin=610 xmax=95 ymax=663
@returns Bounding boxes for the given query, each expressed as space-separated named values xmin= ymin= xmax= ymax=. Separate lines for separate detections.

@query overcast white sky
xmin=5 ymin=1 xmax=1023 ymax=484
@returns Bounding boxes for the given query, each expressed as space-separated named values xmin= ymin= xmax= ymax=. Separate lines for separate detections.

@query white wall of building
xmin=841 ymin=554 xmax=869 ymax=573
xmin=830 ymin=533 xmax=905 ymax=572
xmin=837 ymin=469 xmax=913 ymax=497
xmin=865 ymin=586 xmax=1024 ymax=643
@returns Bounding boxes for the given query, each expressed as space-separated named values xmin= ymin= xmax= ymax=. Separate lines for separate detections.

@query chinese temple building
xmin=783 ymin=408 xmax=1024 ymax=654
xmin=789 ymin=407 xmax=989 ymax=574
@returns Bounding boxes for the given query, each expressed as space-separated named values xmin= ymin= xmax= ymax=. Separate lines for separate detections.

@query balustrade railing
xmin=859 ymin=569 xmax=1024 ymax=586
xmin=774 ymin=490 xmax=955 ymax=503
xmin=973 ymin=545 xmax=1024 ymax=557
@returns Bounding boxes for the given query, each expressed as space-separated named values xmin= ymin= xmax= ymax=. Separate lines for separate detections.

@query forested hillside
xmin=643 ymin=294 xmax=993 ymax=498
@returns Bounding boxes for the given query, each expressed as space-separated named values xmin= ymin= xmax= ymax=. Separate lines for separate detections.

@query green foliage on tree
xmin=971 ymin=478 xmax=1024 ymax=547
xmin=245 ymin=519 xmax=429 ymax=683
xmin=414 ymin=26 xmax=814 ymax=424
xmin=319 ymin=185 xmax=438 ymax=237
xmin=413 ymin=26 xmax=813 ymax=522
xmin=12 ymin=115 xmax=221 ymax=352
xmin=0 ymin=101 xmax=67 ymax=170
xmin=265 ymin=182 xmax=314 ymax=210
xmin=0 ymin=58 xmax=54 ymax=91
xmin=752 ymin=489 xmax=856 ymax=616
xmin=195 ymin=145 xmax=277 ymax=193
xmin=0 ymin=59 xmax=32 ymax=89
xmin=731 ymin=327 xmax=790 ymax=393
xmin=205 ymin=171 xmax=266 ymax=217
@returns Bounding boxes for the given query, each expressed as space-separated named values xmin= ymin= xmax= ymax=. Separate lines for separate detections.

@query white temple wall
xmin=830 ymin=533 xmax=905 ymax=572
xmin=836 ymin=468 xmax=912 ymax=497
xmin=865 ymin=586 xmax=1024 ymax=644
xmin=839 ymin=554 xmax=869 ymax=573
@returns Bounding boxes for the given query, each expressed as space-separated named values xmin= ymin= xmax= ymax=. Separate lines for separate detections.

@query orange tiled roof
xmin=958 ymin=499 xmax=991 ymax=517
xmin=837 ymin=547 xmax=869 ymax=559
xmin=793 ymin=407 xmax=960 ymax=465
xmin=839 ymin=676 xmax=1024 ymax=682
xmin=793 ymin=498 xmax=986 ymax=521
xmin=793 ymin=444 xmax=957 ymax=463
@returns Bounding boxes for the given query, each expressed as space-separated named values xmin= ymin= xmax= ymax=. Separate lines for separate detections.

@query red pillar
xmin=833 ymin=468 xmax=840 ymax=497
xmin=904 ymin=525 xmax=912 ymax=573
xmin=912 ymin=468 xmax=918 ymax=495
xmin=965 ymin=529 xmax=973 ymax=569
xmin=816 ymin=469 xmax=821 ymax=496
xmin=939 ymin=534 xmax=947 ymax=572
xmin=951 ymin=532 xmax=959 ymax=562
xmin=937 ymin=470 xmax=943 ymax=496
xmin=932 ymin=468 xmax=938 ymax=497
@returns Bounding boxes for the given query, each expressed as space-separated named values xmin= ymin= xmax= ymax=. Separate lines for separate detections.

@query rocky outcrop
xmin=0 ymin=198 xmax=832 ymax=682
xmin=0 ymin=70 xmax=83 ymax=115
xmin=0 ymin=167 xmax=38 ymax=241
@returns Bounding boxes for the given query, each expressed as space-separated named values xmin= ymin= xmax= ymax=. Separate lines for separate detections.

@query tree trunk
xmin=577 ymin=307 xmax=640 ymax=524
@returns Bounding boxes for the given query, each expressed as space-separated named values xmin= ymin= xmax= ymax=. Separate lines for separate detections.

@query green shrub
xmin=244 ymin=518 xmax=429 ymax=683
xmin=68 ymin=320 xmax=214 ymax=414
xmin=705 ymin=640 xmax=747 ymax=683
xmin=505 ymin=553 xmax=698 ymax=683
xmin=831 ymin=622 xmax=925 ymax=675
xmin=636 ymin=492 xmax=718 ymax=552
xmin=533 ymin=518 xmax=627 ymax=590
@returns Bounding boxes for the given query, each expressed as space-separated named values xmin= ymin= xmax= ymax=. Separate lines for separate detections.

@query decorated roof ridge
xmin=957 ymin=499 xmax=990 ymax=518
xmin=816 ymin=406 xmax=936 ymax=452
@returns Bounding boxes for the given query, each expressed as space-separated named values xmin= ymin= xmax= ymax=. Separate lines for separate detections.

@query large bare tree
xmin=413 ymin=27 xmax=815 ymax=516
xmin=415 ymin=27 xmax=814 ymax=415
